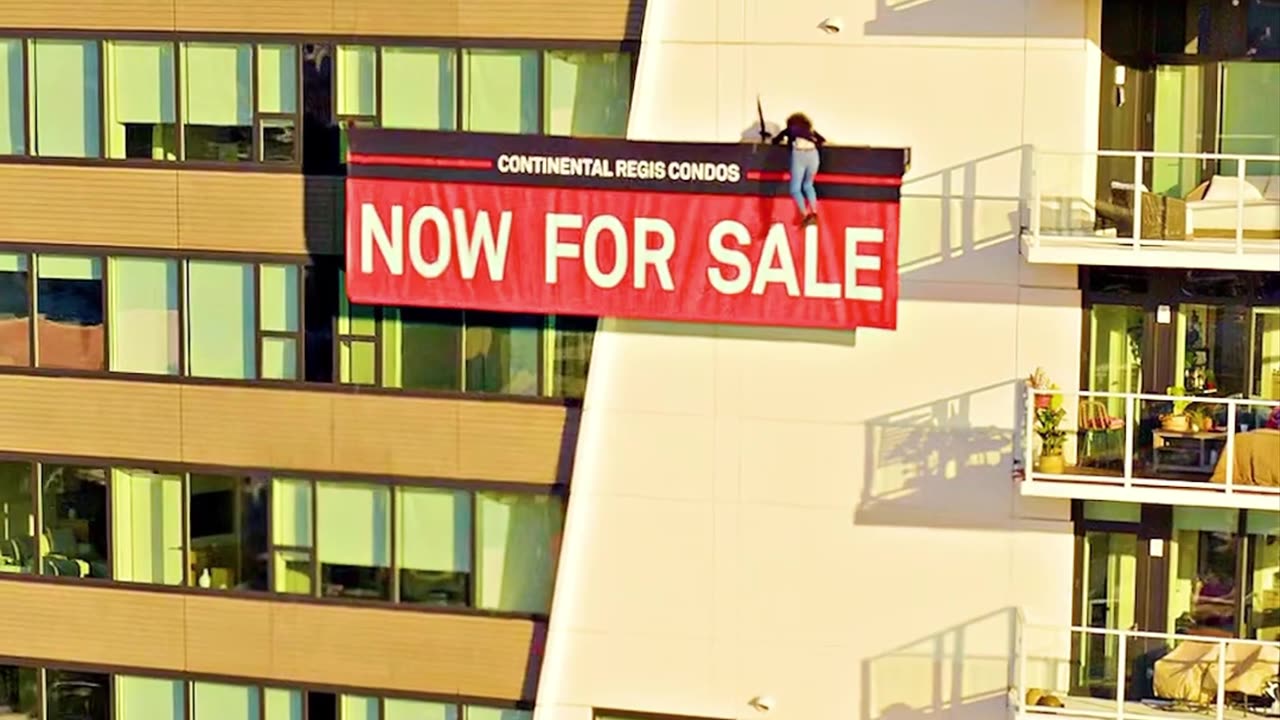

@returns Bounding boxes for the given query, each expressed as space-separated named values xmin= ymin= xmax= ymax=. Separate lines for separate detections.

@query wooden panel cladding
xmin=0 ymin=166 xmax=336 ymax=256
xmin=0 ymin=375 xmax=572 ymax=485
xmin=0 ymin=165 xmax=179 ymax=251
xmin=0 ymin=581 xmax=540 ymax=700
xmin=1 ymin=0 xmax=645 ymax=40
xmin=0 ymin=0 xmax=176 ymax=31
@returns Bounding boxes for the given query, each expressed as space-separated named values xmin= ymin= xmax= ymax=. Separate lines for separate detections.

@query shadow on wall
xmin=861 ymin=608 xmax=1018 ymax=720
xmin=854 ymin=379 xmax=1021 ymax=530
xmin=863 ymin=0 xmax=1086 ymax=39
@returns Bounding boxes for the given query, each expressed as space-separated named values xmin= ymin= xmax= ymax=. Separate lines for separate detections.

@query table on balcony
xmin=1152 ymin=429 xmax=1228 ymax=474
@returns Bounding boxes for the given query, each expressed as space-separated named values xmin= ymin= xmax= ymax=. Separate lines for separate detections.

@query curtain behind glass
xmin=115 ymin=675 xmax=183 ymax=720
xmin=476 ymin=493 xmax=563 ymax=614
xmin=382 ymin=47 xmax=455 ymax=130
xmin=0 ymin=39 xmax=24 ymax=154
xmin=109 ymin=256 xmax=178 ymax=374
xmin=186 ymin=260 xmax=254 ymax=379
xmin=31 ymin=39 xmax=100 ymax=158
xmin=463 ymin=50 xmax=537 ymax=134
xmin=1219 ymin=62 xmax=1280 ymax=176
xmin=544 ymin=50 xmax=630 ymax=138
xmin=111 ymin=469 xmax=183 ymax=585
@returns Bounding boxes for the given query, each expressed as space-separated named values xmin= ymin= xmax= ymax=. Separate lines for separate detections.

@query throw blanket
xmin=1210 ymin=429 xmax=1280 ymax=487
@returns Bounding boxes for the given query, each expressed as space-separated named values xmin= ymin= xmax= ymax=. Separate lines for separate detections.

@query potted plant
xmin=1028 ymin=369 xmax=1067 ymax=473
xmin=1162 ymin=386 xmax=1192 ymax=432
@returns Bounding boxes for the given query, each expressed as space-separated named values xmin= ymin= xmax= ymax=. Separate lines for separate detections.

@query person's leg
xmin=789 ymin=150 xmax=808 ymax=214
xmin=802 ymin=152 xmax=819 ymax=211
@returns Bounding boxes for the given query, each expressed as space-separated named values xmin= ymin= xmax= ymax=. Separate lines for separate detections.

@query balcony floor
xmin=1020 ymin=232 xmax=1280 ymax=272
xmin=1019 ymin=695 xmax=1280 ymax=720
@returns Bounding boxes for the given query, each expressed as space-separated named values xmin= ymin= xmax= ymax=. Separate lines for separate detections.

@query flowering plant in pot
xmin=1028 ymin=368 xmax=1067 ymax=473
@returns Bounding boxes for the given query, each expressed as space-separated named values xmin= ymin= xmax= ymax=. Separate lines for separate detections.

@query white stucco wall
xmin=534 ymin=2 xmax=1099 ymax=719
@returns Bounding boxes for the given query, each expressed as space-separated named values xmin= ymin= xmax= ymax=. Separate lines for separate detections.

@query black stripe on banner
xmin=348 ymin=128 xmax=912 ymax=179
xmin=349 ymin=165 xmax=902 ymax=202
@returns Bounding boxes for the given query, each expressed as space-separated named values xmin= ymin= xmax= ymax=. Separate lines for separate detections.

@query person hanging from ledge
xmin=772 ymin=112 xmax=827 ymax=227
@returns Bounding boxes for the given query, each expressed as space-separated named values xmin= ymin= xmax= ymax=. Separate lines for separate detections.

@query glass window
xmin=1253 ymin=307 xmax=1280 ymax=400
xmin=546 ymin=315 xmax=596 ymax=398
xmin=0 ymin=39 xmax=24 ymax=155
xmin=0 ymin=462 xmax=34 ymax=575
xmin=111 ymin=468 xmax=183 ymax=585
xmin=544 ymin=50 xmax=630 ymax=138
xmin=46 ymin=669 xmax=108 ymax=720
xmin=104 ymin=41 xmax=176 ymax=160
xmin=317 ymin=481 xmax=390 ymax=600
xmin=108 ymin=256 xmax=179 ymax=375
xmin=336 ymin=45 xmax=376 ymax=117
xmin=31 ymin=39 xmax=101 ymax=158
xmin=182 ymin=42 xmax=251 ymax=161
xmin=397 ymin=487 xmax=471 ymax=606
xmin=186 ymin=260 xmax=254 ymax=379
xmin=338 ymin=272 xmax=378 ymax=385
xmin=257 ymin=44 xmax=297 ymax=163
xmin=1244 ymin=510 xmax=1280 ymax=641
xmin=257 ymin=44 xmax=297 ymax=114
xmin=0 ymin=252 xmax=30 ymax=366
xmin=464 ymin=312 xmax=540 ymax=395
xmin=115 ymin=675 xmax=183 ymax=720
xmin=1219 ymin=61 xmax=1280 ymax=176
xmin=265 ymin=688 xmax=304 ymax=720
xmin=383 ymin=307 xmax=462 ymax=391
xmin=193 ymin=681 xmax=258 ymax=720
xmin=381 ymin=47 xmax=455 ymax=130
xmin=41 ymin=465 xmax=109 ymax=578
xmin=462 ymin=49 xmax=538 ymax=134
xmin=190 ymin=474 xmax=268 ymax=591
xmin=1168 ymin=507 xmax=1240 ymax=635
xmin=0 ymin=664 xmax=37 ymax=719
xmin=466 ymin=708 xmax=531 ymax=720
xmin=386 ymin=699 xmax=457 ymax=720
xmin=271 ymin=477 xmax=313 ymax=595
xmin=476 ymin=492 xmax=563 ymax=614
xmin=1176 ymin=303 xmax=1250 ymax=396
xmin=341 ymin=696 xmax=380 ymax=720
xmin=259 ymin=264 xmax=300 ymax=380
xmin=35 ymin=255 xmax=103 ymax=371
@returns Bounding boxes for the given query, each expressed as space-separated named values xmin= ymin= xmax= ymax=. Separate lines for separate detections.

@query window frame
xmin=0 ymin=454 xmax=564 ymax=620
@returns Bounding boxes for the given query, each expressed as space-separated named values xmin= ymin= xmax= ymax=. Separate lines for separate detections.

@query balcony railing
xmin=1022 ymin=149 xmax=1280 ymax=271
xmin=1022 ymin=388 xmax=1280 ymax=510
xmin=1016 ymin=622 xmax=1280 ymax=720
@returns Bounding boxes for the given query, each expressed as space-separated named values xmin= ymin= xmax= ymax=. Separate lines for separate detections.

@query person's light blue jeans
xmin=789 ymin=148 xmax=820 ymax=213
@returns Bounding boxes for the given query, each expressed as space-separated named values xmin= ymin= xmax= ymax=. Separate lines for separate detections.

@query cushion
xmin=1203 ymin=175 xmax=1266 ymax=202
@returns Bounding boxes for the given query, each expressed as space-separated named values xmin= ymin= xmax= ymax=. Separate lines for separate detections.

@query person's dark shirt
xmin=772 ymin=124 xmax=826 ymax=147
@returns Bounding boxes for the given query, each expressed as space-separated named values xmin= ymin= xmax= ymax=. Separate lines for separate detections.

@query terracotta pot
xmin=1034 ymin=394 xmax=1052 ymax=409
xmin=1037 ymin=453 xmax=1066 ymax=474
xmin=1162 ymin=414 xmax=1190 ymax=432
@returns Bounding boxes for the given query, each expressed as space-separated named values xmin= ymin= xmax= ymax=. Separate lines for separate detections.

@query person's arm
xmin=771 ymin=128 xmax=789 ymax=145
xmin=814 ymin=130 xmax=827 ymax=145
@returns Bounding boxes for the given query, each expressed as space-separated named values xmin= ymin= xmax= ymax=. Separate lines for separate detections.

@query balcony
xmin=1022 ymin=150 xmax=1280 ymax=272
xmin=1021 ymin=388 xmax=1280 ymax=511
xmin=1016 ymin=622 xmax=1280 ymax=720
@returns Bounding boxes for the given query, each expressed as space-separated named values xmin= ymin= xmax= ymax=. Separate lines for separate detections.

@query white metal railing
xmin=1023 ymin=387 xmax=1280 ymax=498
xmin=1016 ymin=622 xmax=1280 ymax=720
xmin=1026 ymin=148 xmax=1280 ymax=256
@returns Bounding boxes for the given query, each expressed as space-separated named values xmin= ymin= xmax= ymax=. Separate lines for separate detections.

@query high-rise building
xmin=0 ymin=2 xmax=1276 ymax=720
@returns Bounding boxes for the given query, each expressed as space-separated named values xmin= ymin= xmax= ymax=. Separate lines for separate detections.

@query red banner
xmin=344 ymin=131 xmax=906 ymax=330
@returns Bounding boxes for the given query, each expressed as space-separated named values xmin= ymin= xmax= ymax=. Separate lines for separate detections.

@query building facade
xmin=0 ymin=1 xmax=1277 ymax=720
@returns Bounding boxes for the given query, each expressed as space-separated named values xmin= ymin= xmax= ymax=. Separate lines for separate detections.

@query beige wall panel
xmin=179 ymin=385 xmax=335 ymax=470
xmin=458 ymin=403 xmax=568 ymax=484
xmin=330 ymin=395 xmax=461 ymax=479
xmin=0 ymin=582 xmax=537 ymax=699
xmin=0 ymin=582 xmax=185 ymax=669
xmin=0 ymin=0 xmax=175 ymax=30
xmin=1 ymin=375 xmax=569 ymax=484
xmin=176 ymin=0 xmax=337 ymax=33
xmin=0 ymin=166 xmax=178 ymax=251
xmin=0 ymin=376 xmax=181 ymax=461
xmin=456 ymin=1 xmax=641 ymax=40
xmin=269 ymin=602 xmax=536 ymax=697
xmin=177 ymin=172 xmax=312 ymax=256
xmin=332 ymin=0 xmax=460 ymax=36
xmin=184 ymin=594 xmax=275 ymax=678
